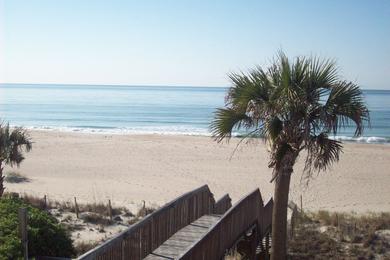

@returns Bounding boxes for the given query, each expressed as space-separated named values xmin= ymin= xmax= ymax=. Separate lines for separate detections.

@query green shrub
xmin=0 ymin=197 xmax=74 ymax=259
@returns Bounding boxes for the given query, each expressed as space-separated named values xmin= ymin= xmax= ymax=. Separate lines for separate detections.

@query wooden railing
xmin=261 ymin=198 xmax=273 ymax=236
xmin=178 ymin=189 xmax=265 ymax=260
xmin=77 ymin=186 xmax=272 ymax=260
xmin=213 ymin=194 xmax=232 ymax=214
xmin=258 ymin=199 xmax=273 ymax=259
xmin=77 ymin=185 xmax=215 ymax=260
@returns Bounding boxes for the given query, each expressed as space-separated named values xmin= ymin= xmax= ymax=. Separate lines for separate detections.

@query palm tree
xmin=0 ymin=123 xmax=32 ymax=197
xmin=211 ymin=52 xmax=369 ymax=260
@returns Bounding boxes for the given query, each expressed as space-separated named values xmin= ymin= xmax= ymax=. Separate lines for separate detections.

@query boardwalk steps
xmin=144 ymin=215 xmax=222 ymax=259
xmin=77 ymin=185 xmax=272 ymax=260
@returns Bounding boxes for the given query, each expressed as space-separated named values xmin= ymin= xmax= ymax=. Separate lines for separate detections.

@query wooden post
xmin=74 ymin=197 xmax=79 ymax=218
xmin=43 ymin=195 xmax=47 ymax=209
xmin=290 ymin=206 xmax=297 ymax=239
xmin=249 ymin=228 xmax=258 ymax=260
xmin=265 ymin=233 xmax=270 ymax=260
xmin=18 ymin=208 xmax=28 ymax=260
xmin=108 ymin=199 xmax=113 ymax=221
xmin=122 ymin=238 xmax=126 ymax=260
xmin=259 ymin=237 xmax=265 ymax=259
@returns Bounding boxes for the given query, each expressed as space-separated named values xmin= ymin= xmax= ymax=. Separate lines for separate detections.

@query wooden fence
xmin=178 ymin=189 xmax=269 ymax=260
xmin=77 ymin=185 xmax=216 ymax=260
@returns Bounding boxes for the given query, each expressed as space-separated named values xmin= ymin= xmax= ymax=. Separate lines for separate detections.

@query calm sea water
xmin=0 ymin=84 xmax=389 ymax=143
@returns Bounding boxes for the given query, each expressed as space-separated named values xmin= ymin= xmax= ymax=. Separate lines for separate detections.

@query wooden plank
xmin=143 ymin=215 xmax=221 ymax=260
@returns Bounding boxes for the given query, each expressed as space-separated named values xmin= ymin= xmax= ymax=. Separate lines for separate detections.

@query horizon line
xmin=0 ymin=82 xmax=229 ymax=89
xmin=0 ymin=82 xmax=388 ymax=91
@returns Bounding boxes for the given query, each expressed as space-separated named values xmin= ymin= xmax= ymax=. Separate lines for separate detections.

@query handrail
xmin=213 ymin=194 xmax=232 ymax=214
xmin=261 ymin=198 xmax=273 ymax=236
xmin=77 ymin=185 xmax=215 ymax=260
xmin=76 ymin=185 xmax=272 ymax=260
xmin=178 ymin=189 xmax=265 ymax=260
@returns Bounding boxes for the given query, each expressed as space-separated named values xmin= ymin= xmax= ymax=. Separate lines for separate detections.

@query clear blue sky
xmin=1 ymin=0 xmax=389 ymax=89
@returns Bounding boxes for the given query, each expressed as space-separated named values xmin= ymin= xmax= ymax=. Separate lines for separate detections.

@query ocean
xmin=0 ymin=83 xmax=389 ymax=143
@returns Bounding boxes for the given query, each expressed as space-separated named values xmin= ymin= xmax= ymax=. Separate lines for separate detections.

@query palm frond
xmin=309 ymin=57 xmax=339 ymax=89
xmin=304 ymin=133 xmax=343 ymax=179
xmin=227 ymin=70 xmax=270 ymax=110
xmin=324 ymin=81 xmax=369 ymax=136
xmin=0 ymin=123 xmax=32 ymax=166
xmin=210 ymin=108 xmax=254 ymax=142
xmin=10 ymin=127 xmax=32 ymax=151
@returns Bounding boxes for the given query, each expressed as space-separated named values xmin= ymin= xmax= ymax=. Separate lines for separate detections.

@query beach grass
xmin=4 ymin=192 xmax=161 ymax=256
xmin=3 ymin=191 xmax=390 ymax=258
xmin=15 ymin=193 xmax=131 ymax=218
xmin=74 ymin=241 xmax=100 ymax=256
xmin=288 ymin=210 xmax=390 ymax=259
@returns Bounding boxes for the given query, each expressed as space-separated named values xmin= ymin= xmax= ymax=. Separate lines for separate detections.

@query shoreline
xmin=5 ymin=130 xmax=390 ymax=213
xmin=12 ymin=126 xmax=390 ymax=145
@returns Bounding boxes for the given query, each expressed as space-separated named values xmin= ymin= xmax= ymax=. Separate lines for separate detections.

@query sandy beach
xmin=5 ymin=130 xmax=390 ymax=213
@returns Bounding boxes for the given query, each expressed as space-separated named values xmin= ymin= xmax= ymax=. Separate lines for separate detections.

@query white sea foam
xmin=19 ymin=125 xmax=390 ymax=144
xmin=330 ymin=135 xmax=389 ymax=143
xmin=3 ymin=84 xmax=390 ymax=144
xmin=23 ymin=125 xmax=213 ymax=136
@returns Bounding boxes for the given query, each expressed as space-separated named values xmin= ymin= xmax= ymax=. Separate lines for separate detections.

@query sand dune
xmin=5 ymin=130 xmax=390 ymax=213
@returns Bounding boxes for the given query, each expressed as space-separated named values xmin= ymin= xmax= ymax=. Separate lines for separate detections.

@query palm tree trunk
xmin=270 ymin=168 xmax=292 ymax=260
xmin=0 ymin=161 xmax=4 ymax=197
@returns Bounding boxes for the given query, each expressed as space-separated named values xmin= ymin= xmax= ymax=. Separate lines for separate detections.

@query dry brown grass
xmin=126 ymin=205 xmax=157 ymax=226
xmin=20 ymin=193 xmax=50 ymax=209
xmin=289 ymin=226 xmax=341 ymax=259
xmin=288 ymin=210 xmax=390 ymax=259
xmin=80 ymin=212 xmax=113 ymax=226
xmin=15 ymin=193 xmax=134 ymax=217
xmin=136 ymin=205 xmax=156 ymax=218
xmin=74 ymin=241 xmax=100 ymax=256
xmin=224 ymin=250 xmax=244 ymax=260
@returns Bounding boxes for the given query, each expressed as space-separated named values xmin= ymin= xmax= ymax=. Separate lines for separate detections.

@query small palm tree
xmin=0 ymin=123 xmax=32 ymax=197
xmin=211 ymin=52 xmax=369 ymax=260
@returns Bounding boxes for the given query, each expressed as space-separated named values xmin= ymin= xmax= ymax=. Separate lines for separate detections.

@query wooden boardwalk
xmin=144 ymin=215 xmax=221 ymax=260
xmin=77 ymin=185 xmax=273 ymax=260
